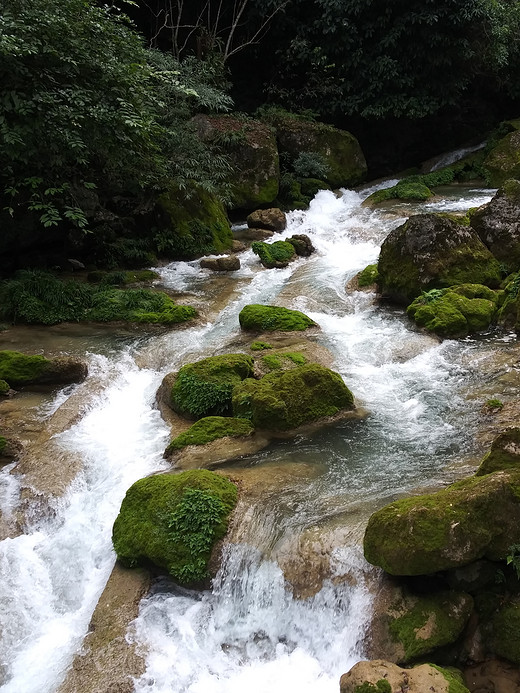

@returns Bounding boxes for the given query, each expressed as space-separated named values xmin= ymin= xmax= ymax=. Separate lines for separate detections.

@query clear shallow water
xmin=0 ymin=184 xmax=497 ymax=692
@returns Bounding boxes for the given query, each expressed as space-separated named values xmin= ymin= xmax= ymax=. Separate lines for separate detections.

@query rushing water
xmin=0 ymin=183 xmax=498 ymax=692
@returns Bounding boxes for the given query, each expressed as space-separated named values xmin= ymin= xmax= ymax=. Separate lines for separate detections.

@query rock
xmin=364 ymin=180 xmax=435 ymax=206
xmin=0 ymin=379 xmax=10 ymax=395
xmin=377 ymin=214 xmax=502 ymax=305
xmin=357 ymin=264 xmax=380 ymax=289
xmin=251 ymin=240 xmax=296 ymax=268
xmin=157 ymin=182 xmax=233 ymax=259
xmin=169 ymin=353 xmax=254 ymax=420
xmin=232 ymin=363 xmax=354 ymax=431
xmin=112 ymin=470 xmax=238 ymax=586
xmin=0 ymin=350 xmax=88 ymax=388
xmin=165 ymin=416 xmax=254 ymax=455
xmin=406 ymin=284 xmax=500 ymax=338
xmin=482 ymin=130 xmax=520 ymax=187
xmin=340 ymin=660 xmax=469 ymax=693
xmin=363 ymin=469 xmax=520 ymax=575
xmin=470 ymin=180 xmax=520 ymax=272
xmin=476 ymin=428 xmax=520 ymax=476
xmin=266 ymin=112 xmax=367 ymax=188
xmin=0 ymin=435 xmax=23 ymax=464
xmin=492 ymin=599 xmax=520 ymax=664
xmin=464 ymin=657 xmax=520 ymax=693
xmin=237 ymin=227 xmax=274 ymax=241
xmin=200 ymin=255 xmax=240 ymax=271
xmin=231 ymin=239 xmax=247 ymax=253
xmin=238 ymin=304 xmax=317 ymax=332
xmin=246 ymin=208 xmax=287 ymax=232
xmin=192 ymin=114 xmax=279 ymax=210
xmin=287 ymin=234 xmax=315 ymax=257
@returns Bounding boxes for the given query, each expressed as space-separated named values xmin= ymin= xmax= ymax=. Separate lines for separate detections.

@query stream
xmin=0 ymin=182 xmax=503 ymax=692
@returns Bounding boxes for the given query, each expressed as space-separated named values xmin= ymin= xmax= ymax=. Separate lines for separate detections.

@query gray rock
xmin=247 ymin=208 xmax=287 ymax=232
xmin=200 ymin=255 xmax=240 ymax=271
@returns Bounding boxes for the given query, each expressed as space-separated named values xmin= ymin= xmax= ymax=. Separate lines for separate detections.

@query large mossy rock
xmin=363 ymin=470 xmax=520 ymax=575
xmin=406 ymin=284 xmax=500 ymax=338
xmin=491 ymin=599 xmax=520 ymax=664
xmin=247 ymin=208 xmax=286 ymax=232
xmin=192 ymin=114 xmax=279 ymax=210
xmin=377 ymin=214 xmax=501 ymax=305
xmin=266 ymin=112 xmax=367 ymax=188
xmin=112 ymin=470 xmax=238 ymax=585
xmin=340 ymin=660 xmax=469 ymax=693
xmin=0 ymin=350 xmax=87 ymax=388
xmin=170 ymin=353 xmax=254 ymax=420
xmin=165 ymin=416 xmax=254 ymax=455
xmin=482 ymin=130 xmax=520 ymax=187
xmin=476 ymin=428 xmax=520 ymax=476
xmin=157 ymin=182 xmax=233 ymax=259
xmin=364 ymin=180 xmax=434 ymax=206
xmin=239 ymin=304 xmax=317 ymax=332
xmin=232 ymin=363 xmax=354 ymax=431
xmin=470 ymin=180 xmax=520 ymax=272
xmin=251 ymin=240 xmax=296 ymax=268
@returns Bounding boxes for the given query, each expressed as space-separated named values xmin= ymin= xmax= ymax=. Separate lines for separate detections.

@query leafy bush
xmin=292 ymin=151 xmax=329 ymax=179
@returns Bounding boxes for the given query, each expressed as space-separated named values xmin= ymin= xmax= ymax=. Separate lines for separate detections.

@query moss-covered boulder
xmin=0 ymin=350 xmax=87 ymax=388
xmin=340 ymin=660 xmax=469 ymax=693
xmin=165 ymin=416 xmax=254 ymax=454
xmin=388 ymin=591 xmax=473 ymax=662
xmin=232 ymin=363 xmax=354 ymax=431
xmin=287 ymin=234 xmax=315 ymax=257
xmin=406 ymin=284 xmax=499 ymax=338
xmin=377 ymin=214 xmax=502 ymax=305
xmin=363 ymin=470 xmax=520 ymax=575
xmin=482 ymin=130 xmax=520 ymax=187
xmin=470 ymin=180 xmax=520 ymax=272
xmin=364 ymin=180 xmax=434 ymax=205
xmin=170 ymin=353 xmax=254 ymax=420
xmin=0 ymin=379 xmax=10 ymax=395
xmin=476 ymin=428 xmax=520 ymax=476
xmin=266 ymin=112 xmax=367 ymax=188
xmin=251 ymin=240 xmax=296 ymax=268
xmin=239 ymin=304 xmax=317 ymax=332
xmin=358 ymin=264 xmax=379 ymax=288
xmin=112 ymin=470 xmax=238 ymax=585
xmin=247 ymin=208 xmax=286 ymax=232
xmin=491 ymin=599 xmax=520 ymax=664
xmin=192 ymin=114 xmax=279 ymax=210
xmin=157 ymin=182 xmax=233 ymax=259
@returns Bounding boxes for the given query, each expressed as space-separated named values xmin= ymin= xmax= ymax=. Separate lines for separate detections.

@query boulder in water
xmin=470 ymin=179 xmax=520 ymax=272
xmin=232 ymin=363 xmax=354 ymax=431
xmin=239 ymin=304 xmax=317 ymax=332
xmin=112 ymin=470 xmax=238 ymax=586
xmin=363 ymin=469 xmax=520 ymax=575
xmin=251 ymin=240 xmax=296 ymax=268
xmin=247 ymin=207 xmax=287 ymax=232
xmin=165 ymin=416 xmax=254 ymax=455
xmin=0 ymin=350 xmax=87 ymax=389
xmin=377 ymin=214 xmax=501 ymax=305
xmin=482 ymin=130 xmax=520 ymax=187
xmin=476 ymin=427 xmax=520 ymax=476
xmin=287 ymin=234 xmax=315 ymax=257
xmin=200 ymin=255 xmax=241 ymax=271
xmin=340 ymin=660 xmax=469 ymax=693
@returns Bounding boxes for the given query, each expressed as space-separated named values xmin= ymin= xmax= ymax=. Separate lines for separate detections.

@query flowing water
xmin=0 ymin=182 xmax=501 ymax=692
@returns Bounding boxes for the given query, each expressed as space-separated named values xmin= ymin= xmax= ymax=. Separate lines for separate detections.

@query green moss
xmin=232 ymin=363 xmax=354 ymax=431
xmin=251 ymin=241 xmax=296 ymax=268
xmin=112 ymin=470 xmax=238 ymax=585
xmin=429 ymin=665 xmax=470 ymax=693
xmin=262 ymin=354 xmax=282 ymax=370
xmin=0 ymin=271 xmax=196 ymax=326
xmin=300 ymin=178 xmax=331 ymax=197
xmin=157 ymin=183 xmax=233 ymax=259
xmin=250 ymin=341 xmax=273 ymax=351
xmin=0 ymin=379 xmax=10 ymax=394
xmin=355 ymin=680 xmax=392 ymax=693
xmin=166 ymin=416 xmax=254 ymax=453
xmin=363 ymin=470 xmax=520 ymax=575
xmin=284 ymin=352 xmax=307 ymax=365
xmin=485 ymin=398 xmax=504 ymax=411
xmin=476 ymin=429 xmax=520 ymax=476
xmin=492 ymin=600 xmax=520 ymax=663
xmin=358 ymin=264 xmax=379 ymax=287
xmin=407 ymin=285 xmax=499 ymax=338
xmin=389 ymin=592 xmax=473 ymax=661
xmin=0 ymin=350 xmax=48 ymax=385
xmin=239 ymin=304 xmax=316 ymax=332
xmin=365 ymin=180 xmax=433 ymax=205
xmin=482 ymin=130 xmax=520 ymax=187
xmin=170 ymin=353 xmax=254 ymax=419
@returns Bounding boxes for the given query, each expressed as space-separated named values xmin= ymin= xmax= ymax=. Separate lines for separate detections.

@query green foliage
xmin=485 ymin=398 xmax=504 ymax=410
xmin=239 ymin=304 xmax=317 ymax=331
xmin=112 ymin=470 xmax=238 ymax=585
xmin=251 ymin=240 xmax=296 ymax=268
xmin=506 ymin=544 xmax=520 ymax=580
xmin=420 ymin=289 xmax=446 ymax=305
xmin=366 ymin=181 xmax=433 ymax=204
xmin=250 ymin=341 xmax=273 ymax=351
xmin=0 ymin=270 xmax=196 ymax=325
xmin=429 ymin=665 xmax=471 ymax=693
xmin=87 ymin=270 xmax=159 ymax=285
xmin=292 ymin=151 xmax=329 ymax=179
xmin=170 ymin=354 xmax=254 ymax=419
xmin=166 ymin=416 xmax=254 ymax=454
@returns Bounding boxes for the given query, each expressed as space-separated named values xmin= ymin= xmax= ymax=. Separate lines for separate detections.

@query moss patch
xmin=365 ymin=180 xmax=433 ymax=205
xmin=0 ymin=350 xmax=48 ymax=386
xmin=482 ymin=130 xmax=520 ymax=187
xmin=112 ymin=470 xmax=238 ymax=585
xmin=476 ymin=428 xmax=520 ymax=476
xmin=262 ymin=354 xmax=283 ymax=371
xmin=250 ymin=341 xmax=273 ymax=351
xmin=233 ymin=363 xmax=354 ymax=431
xmin=166 ymin=416 xmax=254 ymax=454
xmin=239 ymin=304 xmax=316 ymax=332
xmin=170 ymin=353 xmax=254 ymax=419
xmin=389 ymin=592 xmax=473 ymax=661
xmin=492 ymin=600 xmax=520 ymax=664
xmin=251 ymin=241 xmax=296 ymax=269
xmin=429 ymin=666 xmax=470 ymax=693
xmin=0 ymin=379 xmax=11 ymax=394
xmin=358 ymin=264 xmax=379 ymax=288
xmin=87 ymin=269 xmax=159 ymax=285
